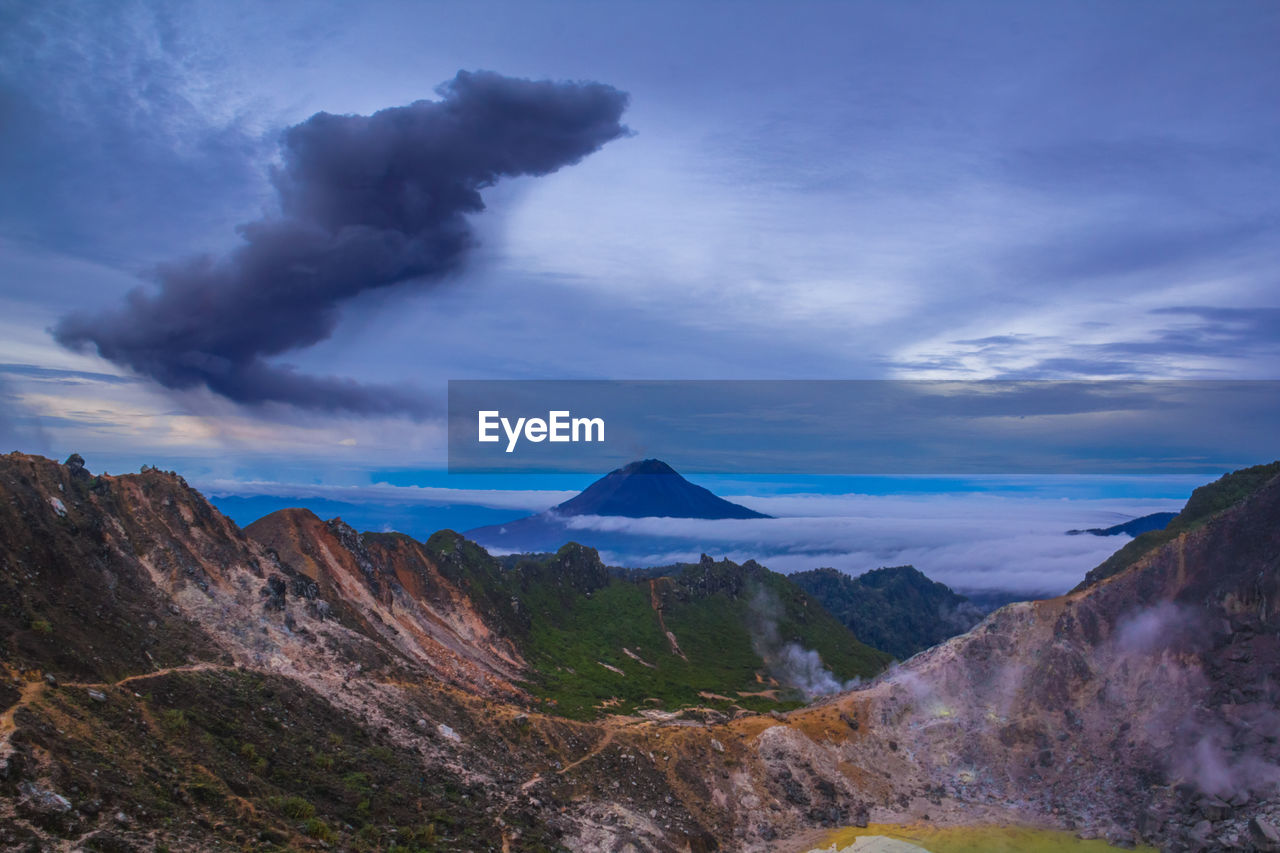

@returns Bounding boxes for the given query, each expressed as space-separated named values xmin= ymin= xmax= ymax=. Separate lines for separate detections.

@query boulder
xmin=1250 ymin=816 xmax=1280 ymax=851
xmin=1198 ymin=796 xmax=1233 ymax=822
xmin=18 ymin=783 xmax=71 ymax=816
xmin=64 ymin=453 xmax=89 ymax=479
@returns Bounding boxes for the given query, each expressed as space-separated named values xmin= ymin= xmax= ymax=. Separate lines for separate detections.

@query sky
xmin=2 ymin=1 xmax=1278 ymax=590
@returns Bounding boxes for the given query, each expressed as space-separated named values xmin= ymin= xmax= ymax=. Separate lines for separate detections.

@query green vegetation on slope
xmin=789 ymin=565 xmax=983 ymax=661
xmin=501 ymin=550 xmax=891 ymax=720
xmin=1074 ymin=460 xmax=1280 ymax=590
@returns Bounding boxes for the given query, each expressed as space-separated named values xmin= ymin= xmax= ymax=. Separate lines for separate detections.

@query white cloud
xmin=564 ymin=492 xmax=1183 ymax=596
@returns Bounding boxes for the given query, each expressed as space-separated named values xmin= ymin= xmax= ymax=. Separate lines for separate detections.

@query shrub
xmin=278 ymin=796 xmax=315 ymax=820
xmin=303 ymin=817 xmax=334 ymax=841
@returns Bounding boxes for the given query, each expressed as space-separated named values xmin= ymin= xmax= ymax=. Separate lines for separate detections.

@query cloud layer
xmin=559 ymin=492 xmax=1183 ymax=596
xmin=54 ymin=71 xmax=629 ymax=415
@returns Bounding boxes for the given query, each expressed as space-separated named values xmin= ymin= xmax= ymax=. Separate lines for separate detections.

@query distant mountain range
xmin=466 ymin=458 xmax=768 ymax=554
xmin=1066 ymin=511 xmax=1177 ymax=537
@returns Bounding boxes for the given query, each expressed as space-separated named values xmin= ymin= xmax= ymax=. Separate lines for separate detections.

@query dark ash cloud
xmin=54 ymin=71 xmax=630 ymax=416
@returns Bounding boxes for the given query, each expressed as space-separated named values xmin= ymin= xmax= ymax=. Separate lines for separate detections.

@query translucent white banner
xmin=447 ymin=380 xmax=1280 ymax=475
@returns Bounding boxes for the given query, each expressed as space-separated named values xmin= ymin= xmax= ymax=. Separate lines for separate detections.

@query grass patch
xmin=159 ymin=708 xmax=188 ymax=733
xmin=511 ymin=551 xmax=890 ymax=719
xmin=343 ymin=771 xmax=372 ymax=794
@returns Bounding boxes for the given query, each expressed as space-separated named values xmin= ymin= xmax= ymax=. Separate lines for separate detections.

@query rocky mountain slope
xmin=247 ymin=510 xmax=889 ymax=721
xmin=782 ymin=459 xmax=1280 ymax=851
xmin=244 ymin=509 xmax=526 ymax=696
xmin=0 ymin=453 xmax=577 ymax=850
xmin=2 ymin=451 xmax=1278 ymax=852
xmin=1074 ymin=460 xmax=1280 ymax=590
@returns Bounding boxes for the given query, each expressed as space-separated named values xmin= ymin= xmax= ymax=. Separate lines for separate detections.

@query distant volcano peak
xmin=551 ymin=459 xmax=769 ymax=520
xmin=465 ymin=459 xmax=770 ymax=552
xmin=614 ymin=458 xmax=678 ymax=476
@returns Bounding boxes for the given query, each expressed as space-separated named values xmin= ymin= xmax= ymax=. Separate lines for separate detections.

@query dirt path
xmin=65 ymin=662 xmax=227 ymax=690
xmin=558 ymin=727 xmax=618 ymax=776
xmin=0 ymin=678 xmax=46 ymax=740
xmin=1 ymin=662 xmax=232 ymax=745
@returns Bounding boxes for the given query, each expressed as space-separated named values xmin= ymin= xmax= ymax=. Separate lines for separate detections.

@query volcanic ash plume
xmin=56 ymin=71 xmax=630 ymax=415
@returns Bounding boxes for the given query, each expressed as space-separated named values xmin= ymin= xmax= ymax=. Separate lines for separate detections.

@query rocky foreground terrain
xmin=2 ymin=452 xmax=1279 ymax=852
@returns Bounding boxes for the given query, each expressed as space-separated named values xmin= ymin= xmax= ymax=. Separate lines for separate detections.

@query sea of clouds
xmin=562 ymin=491 xmax=1183 ymax=597
xmin=202 ymin=478 xmax=1184 ymax=597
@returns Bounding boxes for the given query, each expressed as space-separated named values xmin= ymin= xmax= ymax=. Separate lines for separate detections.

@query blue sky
xmin=1 ymin=1 xmax=1277 ymax=543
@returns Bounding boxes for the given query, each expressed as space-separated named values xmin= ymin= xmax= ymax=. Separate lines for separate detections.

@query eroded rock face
xmin=1 ymin=450 xmax=1277 ymax=852
xmin=244 ymin=506 xmax=528 ymax=695
xmin=759 ymin=463 xmax=1280 ymax=851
